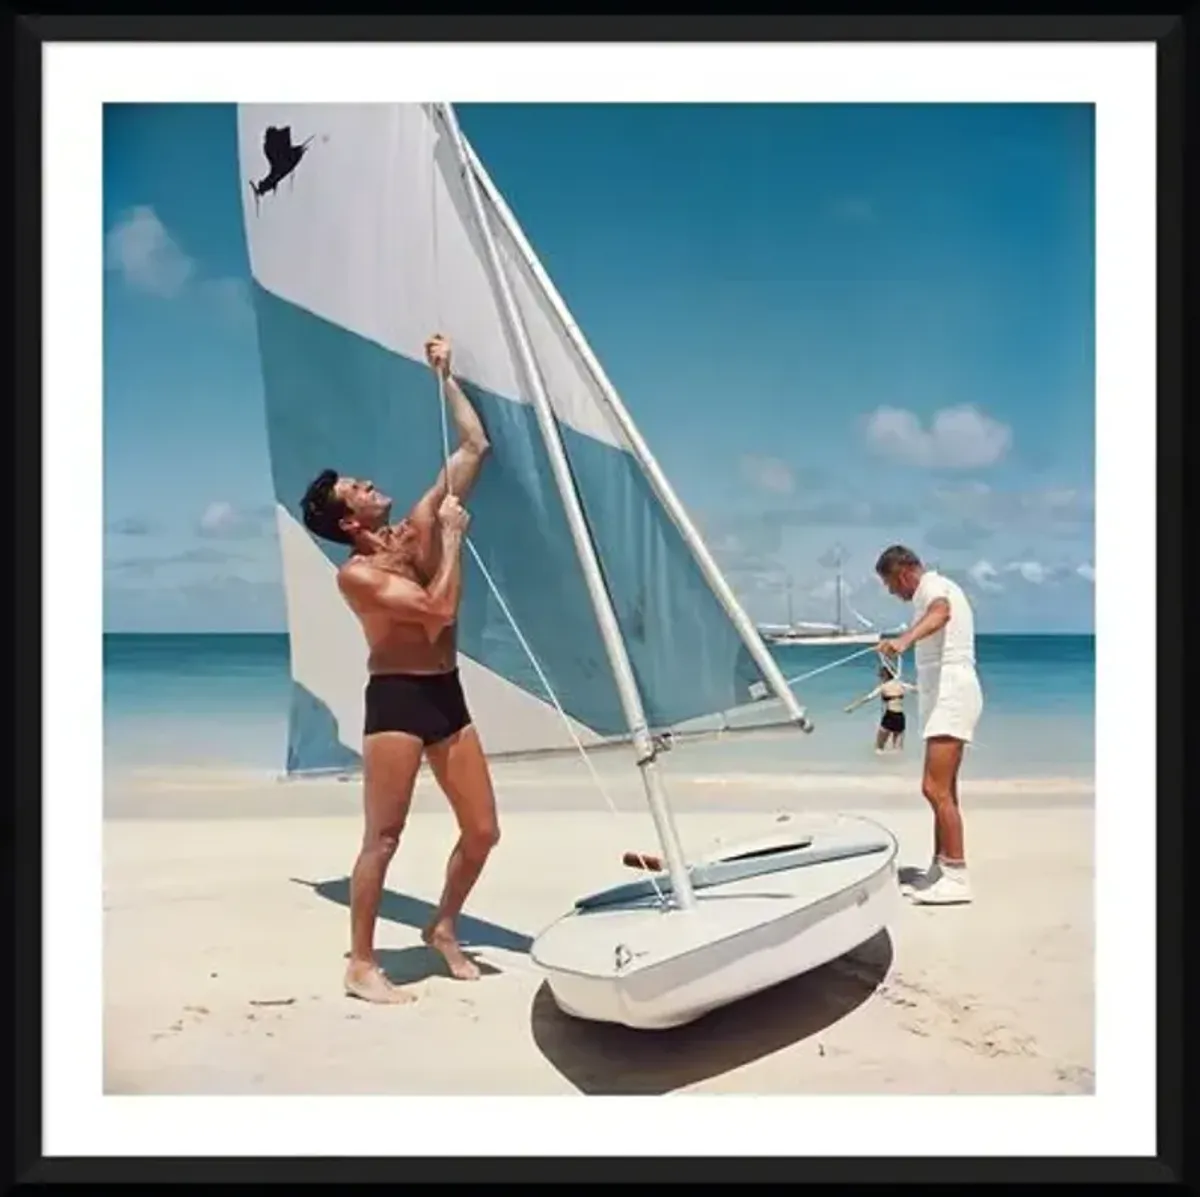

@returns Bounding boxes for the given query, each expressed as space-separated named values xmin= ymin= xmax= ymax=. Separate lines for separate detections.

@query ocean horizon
xmin=103 ymin=631 xmax=1094 ymax=786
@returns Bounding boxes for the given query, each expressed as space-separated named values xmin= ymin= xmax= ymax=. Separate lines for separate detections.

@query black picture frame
xmin=9 ymin=12 xmax=1186 ymax=1187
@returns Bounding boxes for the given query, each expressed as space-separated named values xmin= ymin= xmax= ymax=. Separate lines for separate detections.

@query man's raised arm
xmin=416 ymin=334 xmax=491 ymax=514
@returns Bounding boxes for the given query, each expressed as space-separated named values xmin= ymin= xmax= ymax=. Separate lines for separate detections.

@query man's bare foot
xmin=422 ymin=921 xmax=481 ymax=981
xmin=344 ymin=960 xmax=418 ymax=1004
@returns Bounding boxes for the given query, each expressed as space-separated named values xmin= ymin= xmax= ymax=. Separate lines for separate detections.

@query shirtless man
xmin=298 ymin=333 xmax=497 ymax=1001
xmin=875 ymin=545 xmax=983 ymax=905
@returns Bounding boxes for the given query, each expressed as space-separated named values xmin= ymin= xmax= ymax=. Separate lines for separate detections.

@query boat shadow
xmin=528 ymin=927 xmax=895 ymax=1095
xmin=291 ymin=876 xmax=531 ymax=984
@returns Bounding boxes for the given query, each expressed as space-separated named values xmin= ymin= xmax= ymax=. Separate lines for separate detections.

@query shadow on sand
xmin=529 ymin=928 xmax=895 ymax=1095
xmin=292 ymin=876 xmax=532 ymax=984
xmin=296 ymin=876 xmax=895 ymax=1091
xmin=366 ymin=944 xmax=503 ymax=984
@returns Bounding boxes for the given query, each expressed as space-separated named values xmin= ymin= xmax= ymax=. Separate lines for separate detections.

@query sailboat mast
xmin=459 ymin=137 xmax=812 ymax=734
xmin=437 ymin=103 xmax=698 ymax=912
xmin=835 ymin=552 xmax=843 ymax=633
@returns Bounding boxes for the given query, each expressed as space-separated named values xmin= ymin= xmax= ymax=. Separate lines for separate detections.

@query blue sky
xmin=103 ymin=101 xmax=1095 ymax=634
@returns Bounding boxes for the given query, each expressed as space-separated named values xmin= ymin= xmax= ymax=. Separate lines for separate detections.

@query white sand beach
xmin=102 ymin=759 xmax=1094 ymax=1097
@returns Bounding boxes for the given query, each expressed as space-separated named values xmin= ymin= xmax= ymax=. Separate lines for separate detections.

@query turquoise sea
xmin=103 ymin=632 xmax=1094 ymax=783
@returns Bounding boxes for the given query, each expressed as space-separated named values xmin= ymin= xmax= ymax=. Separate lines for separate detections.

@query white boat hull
xmin=531 ymin=815 xmax=902 ymax=1030
xmin=762 ymin=630 xmax=882 ymax=647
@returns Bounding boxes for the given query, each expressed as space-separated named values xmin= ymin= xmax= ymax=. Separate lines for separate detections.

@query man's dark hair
xmin=875 ymin=544 xmax=923 ymax=577
xmin=300 ymin=468 xmax=353 ymax=546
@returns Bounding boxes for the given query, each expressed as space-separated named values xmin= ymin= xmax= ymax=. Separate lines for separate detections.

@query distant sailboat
xmin=235 ymin=102 xmax=900 ymax=1030
xmin=760 ymin=551 xmax=886 ymax=647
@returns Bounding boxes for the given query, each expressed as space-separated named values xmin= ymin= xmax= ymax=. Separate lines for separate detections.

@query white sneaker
xmin=908 ymin=865 xmax=972 ymax=905
xmin=900 ymin=858 xmax=942 ymax=893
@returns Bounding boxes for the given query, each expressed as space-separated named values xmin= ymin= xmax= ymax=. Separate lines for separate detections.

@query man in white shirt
xmin=875 ymin=545 xmax=983 ymax=905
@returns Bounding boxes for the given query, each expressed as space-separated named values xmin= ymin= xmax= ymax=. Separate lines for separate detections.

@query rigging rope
xmin=783 ymin=642 xmax=898 ymax=689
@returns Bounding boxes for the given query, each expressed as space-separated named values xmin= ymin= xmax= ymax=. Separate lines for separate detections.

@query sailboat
xmin=760 ymin=555 xmax=885 ymax=648
xmin=236 ymin=101 xmax=901 ymax=1030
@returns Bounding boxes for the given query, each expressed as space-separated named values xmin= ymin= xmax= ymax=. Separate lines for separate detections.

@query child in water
xmin=845 ymin=663 xmax=917 ymax=752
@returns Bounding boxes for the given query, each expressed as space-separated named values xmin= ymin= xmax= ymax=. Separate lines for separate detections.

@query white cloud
xmin=967 ymin=559 xmax=1003 ymax=591
xmin=197 ymin=501 xmax=275 ymax=540
xmin=864 ymin=404 xmax=1013 ymax=469
xmin=105 ymin=205 xmax=194 ymax=297
xmin=739 ymin=455 xmax=795 ymax=496
xmin=965 ymin=557 xmax=1091 ymax=591
xmin=199 ymin=502 xmax=236 ymax=533
xmin=105 ymin=208 xmax=255 ymax=337
xmin=1007 ymin=559 xmax=1048 ymax=585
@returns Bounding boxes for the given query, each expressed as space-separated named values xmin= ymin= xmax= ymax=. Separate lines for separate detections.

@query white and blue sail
xmin=235 ymin=103 xmax=804 ymax=776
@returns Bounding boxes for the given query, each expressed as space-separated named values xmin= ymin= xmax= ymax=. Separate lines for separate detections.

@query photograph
xmin=101 ymin=97 xmax=1097 ymax=1099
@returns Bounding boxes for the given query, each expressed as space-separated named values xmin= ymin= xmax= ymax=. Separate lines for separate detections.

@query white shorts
xmin=918 ymin=664 xmax=983 ymax=743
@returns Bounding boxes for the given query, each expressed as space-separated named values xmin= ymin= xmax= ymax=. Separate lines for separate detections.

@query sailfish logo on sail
xmin=249 ymin=125 xmax=315 ymax=214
